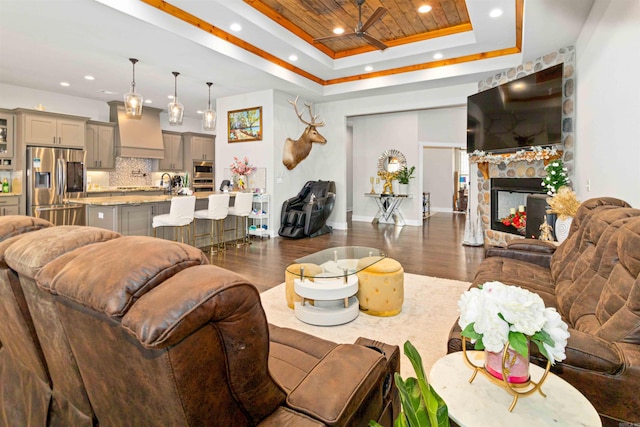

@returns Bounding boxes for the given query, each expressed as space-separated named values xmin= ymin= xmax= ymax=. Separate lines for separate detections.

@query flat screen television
xmin=467 ymin=63 xmax=563 ymax=153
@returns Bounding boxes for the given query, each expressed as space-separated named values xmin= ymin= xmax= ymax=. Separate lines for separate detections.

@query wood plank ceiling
xmin=244 ymin=0 xmax=472 ymax=58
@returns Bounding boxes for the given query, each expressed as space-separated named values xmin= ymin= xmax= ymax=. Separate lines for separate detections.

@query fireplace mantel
xmin=470 ymin=148 xmax=563 ymax=179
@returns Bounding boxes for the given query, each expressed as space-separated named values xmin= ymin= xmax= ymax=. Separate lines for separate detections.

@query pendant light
xmin=202 ymin=82 xmax=217 ymax=131
xmin=124 ymin=58 xmax=143 ymax=118
xmin=168 ymin=71 xmax=184 ymax=126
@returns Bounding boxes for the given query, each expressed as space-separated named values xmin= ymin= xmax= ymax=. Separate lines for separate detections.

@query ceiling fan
xmin=313 ymin=0 xmax=389 ymax=51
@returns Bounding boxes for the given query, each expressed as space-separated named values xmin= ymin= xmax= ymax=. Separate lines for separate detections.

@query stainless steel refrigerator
xmin=26 ymin=146 xmax=86 ymax=226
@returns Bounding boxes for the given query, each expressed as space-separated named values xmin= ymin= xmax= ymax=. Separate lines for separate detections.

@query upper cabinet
xmin=0 ymin=110 xmax=15 ymax=170
xmin=183 ymin=132 xmax=214 ymax=162
xmin=86 ymin=121 xmax=115 ymax=169
xmin=159 ymin=132 xmax=184 ymax=171
xmin=15 ymin=109 xmax=89 ymax=148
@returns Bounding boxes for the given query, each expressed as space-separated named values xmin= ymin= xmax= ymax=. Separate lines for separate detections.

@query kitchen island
xmin=67 ymin=192 xmax=242 ymax=246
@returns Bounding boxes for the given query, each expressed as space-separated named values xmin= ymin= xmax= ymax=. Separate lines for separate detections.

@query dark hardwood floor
xmin=204 ymin=212 xmax=485 ymax=293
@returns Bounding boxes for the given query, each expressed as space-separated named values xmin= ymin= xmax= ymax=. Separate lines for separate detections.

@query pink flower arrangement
xmin=230 ymin=156 xmax=257 ymax=176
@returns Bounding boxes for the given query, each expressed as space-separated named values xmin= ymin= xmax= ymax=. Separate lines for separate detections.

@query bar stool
xmin=152 ymin=196 xmax=196 ymax=245
xmin=227 ymin=192 xmax=254 ymax=246
xmin=194 ymin=193 xmax=230 ymax=253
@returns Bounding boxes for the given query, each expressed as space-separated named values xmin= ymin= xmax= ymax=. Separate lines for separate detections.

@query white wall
xmin=423 ymin=147 xmax=456 ymax=211
xmin=216 ymin=90 xmax=276 ymax=234
xmin=0 ymin=83 xmax=109 ymax=120
xmin=418 ymin=106 xmax=467 ymax=143
xmin=351 ymin=112 xmax=420 ymax=224
xmin=0 ymin=82 xmax=216 ymax=136
xmin=575 ymin=0 xmax=640 ymax=207
xmin=316 ymin=83 xmax=477 ymax=228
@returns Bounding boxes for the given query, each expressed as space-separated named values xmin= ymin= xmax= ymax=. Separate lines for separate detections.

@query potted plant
xmin=370 ymin=341 xmax=449 ymax=427
xmin=397 ymin=166 xmax=415 ymax=195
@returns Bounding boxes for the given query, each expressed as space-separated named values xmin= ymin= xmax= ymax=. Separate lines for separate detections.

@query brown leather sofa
xmin=1 ymin=216 xmax=399 ymax=426
xmin=0 ymin=216 xmax=53 ymax=426
xmin=447 ymin=198 xmax=640 ymax=425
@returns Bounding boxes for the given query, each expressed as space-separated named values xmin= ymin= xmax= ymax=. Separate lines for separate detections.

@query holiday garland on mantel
xmin=469 ymin=146 xmax=563 ymax=179
xmin=469 ymin=146 xmax=562 ymax=165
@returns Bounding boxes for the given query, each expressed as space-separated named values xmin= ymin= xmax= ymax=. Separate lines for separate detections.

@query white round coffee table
xmin=429 ymin=351 xmax=601 ymax=426
xmin=294 ymin=274 xmax=359 ymax=326
xmin=287 ymin=247 xmax=386 ymax=326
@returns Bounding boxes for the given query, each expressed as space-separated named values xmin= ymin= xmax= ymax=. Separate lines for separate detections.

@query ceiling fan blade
xmin=359 ymin=7 xmax=388 ymax=33
xmin=362 ymin=33 xmax=388 ymax=51
xmin=313 ymin=32 xmax=356 ymax=43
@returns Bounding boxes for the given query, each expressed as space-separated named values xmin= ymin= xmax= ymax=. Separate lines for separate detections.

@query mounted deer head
xmin=283 ymin=97 xmax=327 ymax=170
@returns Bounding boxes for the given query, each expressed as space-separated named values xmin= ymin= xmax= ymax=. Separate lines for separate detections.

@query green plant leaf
xmin=395 ymin=374 xmax=427 ymax=427
xmin=508 ymin=331 xmax=529 ymax=358
xmin=403 ymin=341 xmax=449 ymax=427
xmin=531 ymin=329 xmax=553 ymax=346
xmin=460 ymin=323 xmax=482 ymax=340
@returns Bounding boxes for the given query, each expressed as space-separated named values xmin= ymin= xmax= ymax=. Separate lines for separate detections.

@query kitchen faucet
xmin=160 ymin=173 xmax=172 ymax=194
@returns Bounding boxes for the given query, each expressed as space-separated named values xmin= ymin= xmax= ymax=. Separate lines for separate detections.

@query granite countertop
xmin=86 ymin=186 xmax=165 ymax=193
xmin=67 ymin=191 xmax=238 ymax=206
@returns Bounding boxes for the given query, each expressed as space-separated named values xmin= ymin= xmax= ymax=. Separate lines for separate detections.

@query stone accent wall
xmin=475 ymin=46 xmax=575 ymax=247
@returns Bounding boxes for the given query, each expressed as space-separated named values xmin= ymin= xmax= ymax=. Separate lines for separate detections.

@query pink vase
xmin=485 ymin=346 xmax=530 ymax=384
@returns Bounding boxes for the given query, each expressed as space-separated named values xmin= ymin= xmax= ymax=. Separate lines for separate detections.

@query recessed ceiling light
xmin=230 ymin=23 xmax=242 ymax=32
xmin=333 ymin=27 xmax=345 ymax=35
xmin=433 ymin=52 xmax=443 ymax=60
xmin=168 ymin=95 xmax=174 ymax=100
xmin=364 ymin=65 xmax=373 ymax=72
xmin=60 ymin=82 xmax=70 ymax=87
xmin=145 ymin=99 xmax=153 ymax=104
xmin=84 ymin=75 xmax=95 ymax=81
xmin=289 ymin=54 xmax=298 ymax=62
xmin=489 ymin=8 xmax=503 ymax=18
xmin=196 ymin=110 xmax=203 ymax=114
xmin=99 ymin=90 xmax=117 ymax=95
xmin=418 ymin=5 xmax=432 ymax=13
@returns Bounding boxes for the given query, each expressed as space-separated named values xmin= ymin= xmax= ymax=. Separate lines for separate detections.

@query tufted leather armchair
xmin=279 ymin=180 xmax=336 ymax=239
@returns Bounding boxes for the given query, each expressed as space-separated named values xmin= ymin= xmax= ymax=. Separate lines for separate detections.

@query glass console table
xmin=286 ymin=246 xmax=386 ymax=326
xmin=365 ymin=193 xmax=412 ymax=227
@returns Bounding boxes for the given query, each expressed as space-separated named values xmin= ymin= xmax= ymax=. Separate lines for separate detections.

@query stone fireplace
xmin=469 ymin=46 xmax=576 ymax=247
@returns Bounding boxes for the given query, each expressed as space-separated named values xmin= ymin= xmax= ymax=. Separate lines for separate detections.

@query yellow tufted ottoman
xmin=356 ymin=257 xmax=404 ymax=316
xmin=284 ymin=263 xmax=323 ymax=309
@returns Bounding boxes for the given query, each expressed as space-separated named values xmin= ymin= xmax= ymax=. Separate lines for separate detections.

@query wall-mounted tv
xmin=467 ymin=63 xmax=563 ymax=153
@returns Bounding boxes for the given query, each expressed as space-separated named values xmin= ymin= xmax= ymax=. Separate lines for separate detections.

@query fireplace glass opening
xmin=491 ymin=178 xmax=545 ymax=235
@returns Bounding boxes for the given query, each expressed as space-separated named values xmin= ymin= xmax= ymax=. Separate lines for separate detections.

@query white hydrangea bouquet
xmin=458 ymin=281 xmax=570 ymax=365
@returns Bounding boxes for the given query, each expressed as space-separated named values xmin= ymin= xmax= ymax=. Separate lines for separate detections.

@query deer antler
xmin=289 ymin=96 xmax=325 ymax=127
xmin=304 ymin=102 xmax=325 ymax=127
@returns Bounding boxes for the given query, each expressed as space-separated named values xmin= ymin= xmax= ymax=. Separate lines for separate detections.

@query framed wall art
xmin=228 ymin=106 xmax=262 ymax=142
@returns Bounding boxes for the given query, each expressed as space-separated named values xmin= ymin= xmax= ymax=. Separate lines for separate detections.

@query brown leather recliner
xmin=34 ymin=235 xmax=399 ymax=426
xmin=4 ymin=225 xmax=122 ymax=426
xmin=0 ymin=216 xmax=53 ymax=426
xmin=448 ymin=198 xmax=640 ymax=425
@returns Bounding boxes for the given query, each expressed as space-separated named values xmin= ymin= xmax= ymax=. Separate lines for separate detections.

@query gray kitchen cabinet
xmin=0 ymin=110 xmax=15 ymax=170
xmin=183 ymin=132 xmax=214 ymax=162
xmin=86 ymin=121 xmax=115 ymax=169
xmin=15 ymin=109 xmax=88 ymax=148
xmin=87 ymin=205 xmax=117 ymax=231
xmin=159 ymin=132 xmax=184 ymax=171
xmin=118 ymin=204 xmax=153 ymax=236
xmin=0 ymin=196 xmax=20 ymax=215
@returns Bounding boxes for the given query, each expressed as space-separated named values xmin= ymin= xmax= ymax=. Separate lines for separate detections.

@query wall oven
xmin=192 ymin=161 xmax=213 ymax=192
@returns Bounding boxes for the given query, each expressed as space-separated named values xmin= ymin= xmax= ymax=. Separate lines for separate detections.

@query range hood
xmin=108 ymin=101 xmax=164 ymax=159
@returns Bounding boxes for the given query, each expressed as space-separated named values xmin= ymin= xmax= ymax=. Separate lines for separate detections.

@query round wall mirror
xmin=378 ymin=149 xmax=406 ymax=174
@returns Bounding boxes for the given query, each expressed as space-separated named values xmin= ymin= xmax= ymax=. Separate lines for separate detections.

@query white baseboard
xmin=350 ymin=216 xmax=422 ymax=227
xmin=327 ymin=221 xmax=348 ymax=230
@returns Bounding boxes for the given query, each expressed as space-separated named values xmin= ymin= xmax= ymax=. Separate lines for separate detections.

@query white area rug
xmin=260 ymin=273 xmax=471 ymax=379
